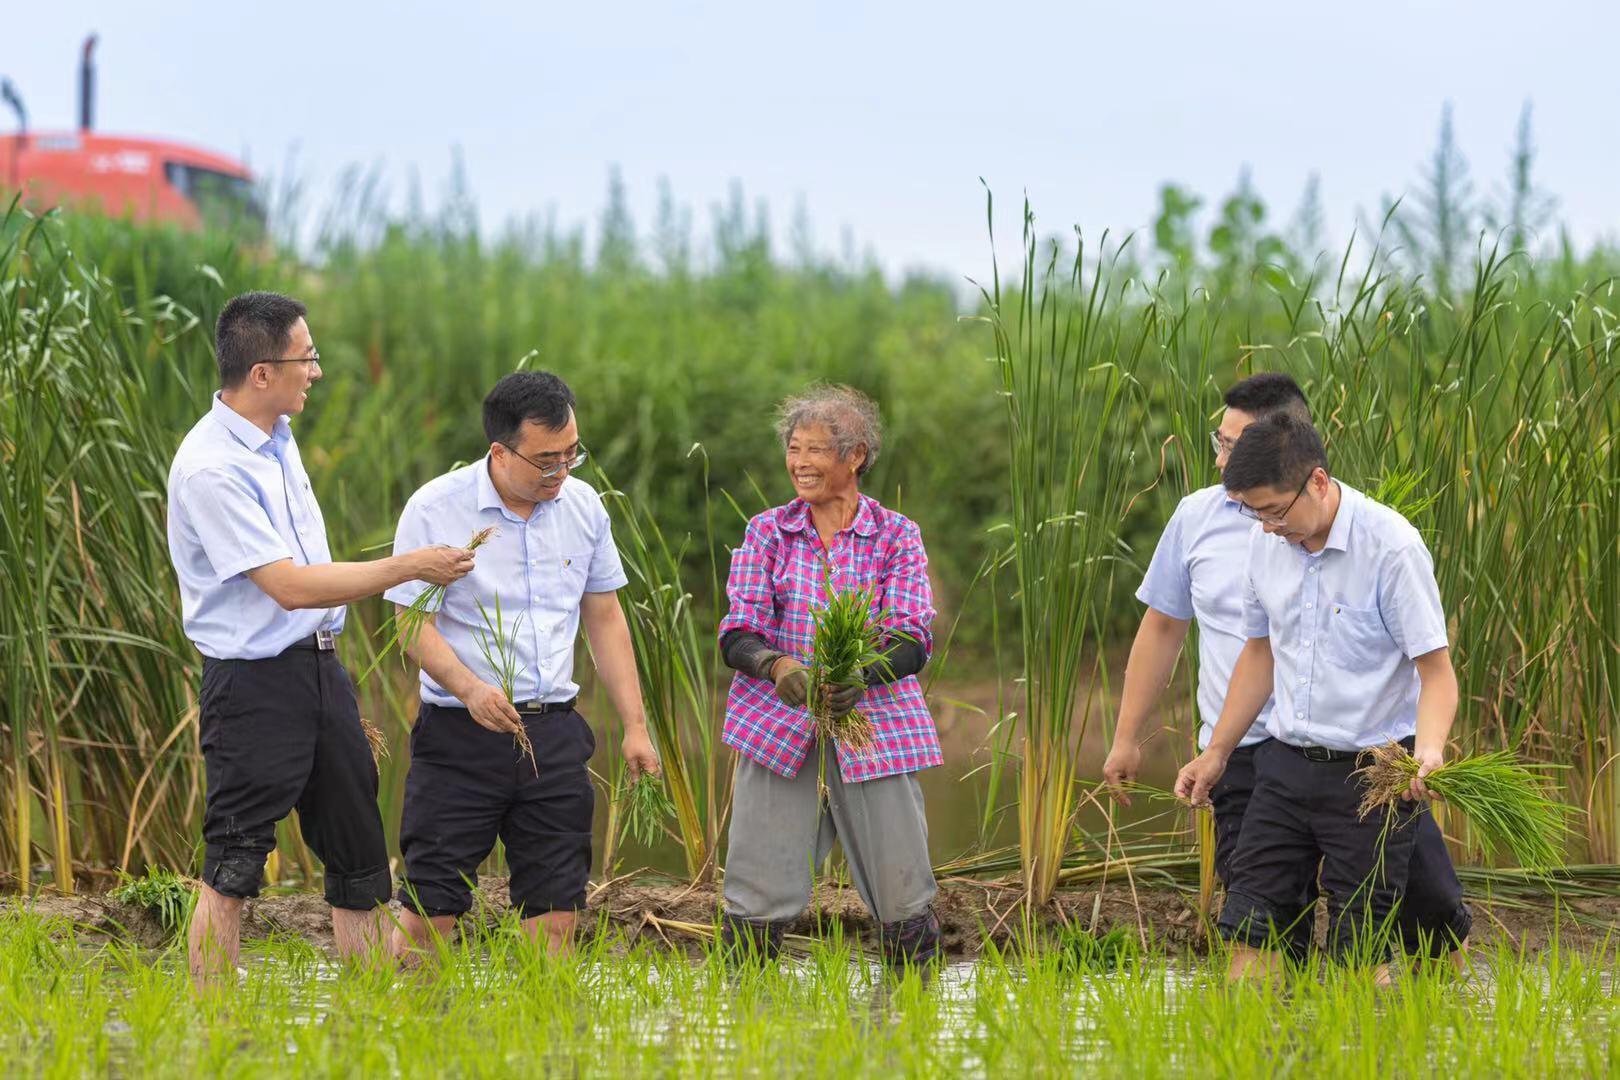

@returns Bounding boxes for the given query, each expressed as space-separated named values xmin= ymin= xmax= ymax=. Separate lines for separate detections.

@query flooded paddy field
xmin=6 ymin=881 xmax=1617 ymax=1078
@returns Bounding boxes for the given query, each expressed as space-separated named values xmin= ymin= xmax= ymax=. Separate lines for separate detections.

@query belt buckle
xmin=516 ymin=700 xmax=544 ymax=713
xmin=314 ymin=629 xmax=336 ymax=651
xmin=1301 ymin=745 xmax=1331 ymax=763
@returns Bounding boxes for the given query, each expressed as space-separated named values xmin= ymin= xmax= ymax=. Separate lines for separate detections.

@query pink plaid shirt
xmin=718 ymin=494 xmax=942 ymax=783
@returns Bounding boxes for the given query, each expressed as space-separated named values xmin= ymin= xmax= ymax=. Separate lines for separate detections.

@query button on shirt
xmin=717 ymin=495 xmax=941 ymax=784
xmin=1136 ymin=484 xmax=1275 ymax=749
xmin=384 ymin=460 xmax=628 ymax=708
xmin=166 ymin=393 xmax=342 ymax=659
xmin=1241 ymin=481 xmax=1450 ymax=751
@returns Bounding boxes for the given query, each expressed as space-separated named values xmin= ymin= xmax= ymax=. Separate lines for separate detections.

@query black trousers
xmin=1211 ymin=741 xmax=1315 ymax=959
xmin=198 ymin=647 xmax=391 ymax=909
xmin=1218 ymin=738 xmax=1472 ymax=961
xmin=397 ymin=703 xmax=596 ymax=918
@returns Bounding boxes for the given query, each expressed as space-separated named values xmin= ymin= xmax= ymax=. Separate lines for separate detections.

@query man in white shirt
xmin=167 ymin=292 xmax=474 ymax=984
xmin=385 ymin=371 xmax=659 ymax=959
xmin=1107 ymin=374 xmax=1462 ymax=962
xmin=1176 ymin=414 xmax=1472 ymax=980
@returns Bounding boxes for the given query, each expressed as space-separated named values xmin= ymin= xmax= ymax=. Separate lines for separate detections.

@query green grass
xmin=2 ymin=905 xmax=1617 ymax=1077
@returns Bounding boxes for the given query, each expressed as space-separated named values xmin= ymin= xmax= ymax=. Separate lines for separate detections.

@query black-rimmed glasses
xmin=1237 ymin=473 xmax=1312 ymax=525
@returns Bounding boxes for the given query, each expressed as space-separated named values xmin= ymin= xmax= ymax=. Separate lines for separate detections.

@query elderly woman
xmin=717 ymin=384 xmax=942 ymax=967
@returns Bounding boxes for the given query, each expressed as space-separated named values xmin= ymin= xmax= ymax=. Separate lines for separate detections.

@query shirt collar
xmin=209 ymin=392 xmax=287 ymax=454
xmin=778 ymin=494 xmax=879 ymax=538
xmin=1322 ymin=480 xmax=1358 ymax=553
xmin=476 ymin=455 xmax=506 ymax=512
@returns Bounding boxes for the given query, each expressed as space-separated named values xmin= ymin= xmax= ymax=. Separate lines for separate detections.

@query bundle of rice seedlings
xmin=806 ymin=577 xmax=905 ymax=756
xmin=617 ymin=771 xmax=677 ymax=849
xmin=472 ymin=594 xmax=536 ymax=774
xmin=1354 ymin=743 xmax=1574 ymax=871
xmin=360 ymin=525 xmax=498 ymax=682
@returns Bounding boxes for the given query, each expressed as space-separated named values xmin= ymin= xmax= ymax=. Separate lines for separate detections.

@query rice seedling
xmin=108 ymin=866 xmax=196 ymax=938
xmin=1354 ymin=743 xmax=1576 ymax=871
xmin=471 ymin=595 xmax=536 ymax=774
xmin=806 ymin=576 xmax=907 ymax=756
xmin=358 ymin=525 xmax=497 ymax=684
xmin=616 ymin=772 xmax=678 ymax=849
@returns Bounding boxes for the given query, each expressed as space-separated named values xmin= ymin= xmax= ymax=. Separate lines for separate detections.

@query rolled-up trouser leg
xmin=1396 ymin=809 xmax=1473 ymax=957
xmin=1213 ymin=740 xmax=1316 ymax=963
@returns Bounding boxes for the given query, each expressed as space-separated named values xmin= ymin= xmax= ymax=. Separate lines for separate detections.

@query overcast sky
xmin=7 ymin=2 xmax=1615 ymax=281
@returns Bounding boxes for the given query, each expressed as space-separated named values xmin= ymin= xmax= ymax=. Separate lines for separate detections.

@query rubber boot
xmin=877 ymin=907 xmax=941 ymax=971
xmin=720 ymin=913 xmax=784 ymax=965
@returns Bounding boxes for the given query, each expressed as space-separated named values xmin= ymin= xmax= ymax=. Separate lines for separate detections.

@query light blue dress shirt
xmin=1241 ymin=481 xmax=1450 ymax=751
xmin=385 ymin=458 xmax=629 ymax=708
xmin=1137 ymin=484 xmax=1275 ymax=749
xmin=166 ymin=393 xmax=343 ymax=660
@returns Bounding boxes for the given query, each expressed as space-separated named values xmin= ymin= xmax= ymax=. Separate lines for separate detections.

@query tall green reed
xmin=975 ymin=194 xmax=1153 ymax=906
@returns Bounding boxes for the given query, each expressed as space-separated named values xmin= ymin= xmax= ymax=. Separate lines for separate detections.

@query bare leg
xmin=521 ymin=910 xmax=577 ymax=956
xmin=188 ymin=883 xmax=244 ymax=988
xmin=1448 ymin=937 xmax=1471 ymax=976
xmin=1227 ymin=944 xmax=1285 ymax=983
xmin=390 ymin=909 xmax=457 ymax=968
xmin=331 ymin=906 xmax=387 ymax=965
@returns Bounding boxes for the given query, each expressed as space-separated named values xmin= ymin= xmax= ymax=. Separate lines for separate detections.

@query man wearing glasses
xmin=1102 ymin=373 xmax=1319 ymax=957
xmin=385 ymin=370 xmax=659 ymax=959
xmin=167 ymin=292 xmax=477 ymax=985
xmin=1175 ymin=413 xmax=1471 ymax=981
xmin=1104 ymin=373 xmax=1463 ymax=965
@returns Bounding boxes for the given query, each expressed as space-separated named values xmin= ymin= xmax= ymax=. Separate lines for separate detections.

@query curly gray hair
xmin=775 ymin=384 xmax=883 ymax=477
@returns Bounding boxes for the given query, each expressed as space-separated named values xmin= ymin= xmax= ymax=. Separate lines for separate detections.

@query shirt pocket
xmin=1325 ymin=602 xmax=1390 ymax=669
xmin=558 ymin=551 xmax=592 ymax=598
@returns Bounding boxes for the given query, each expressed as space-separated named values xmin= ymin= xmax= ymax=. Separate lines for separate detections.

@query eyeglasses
xmin=1209 ymin=430 xmax=1237 ymax=457
xmin=1237 ymin=473 xmax=1312 ymax=525
xmin=254 ymin=350 xmax=320 ymax=366
xmin=503 ymin=442 xmax=589 ymax=479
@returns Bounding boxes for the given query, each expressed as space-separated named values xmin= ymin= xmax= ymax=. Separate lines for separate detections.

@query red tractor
xmin=1 ymin=35 xmax=264 ymax=231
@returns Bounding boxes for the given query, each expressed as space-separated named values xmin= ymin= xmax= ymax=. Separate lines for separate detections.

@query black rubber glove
xmin=771 ymin=657 xmax=811 ymax=707
xmin=823 ymin=681 xmax=865 ymax=718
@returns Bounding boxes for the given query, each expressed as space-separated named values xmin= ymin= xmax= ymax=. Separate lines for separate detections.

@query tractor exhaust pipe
xmin=78 ymin=33 xmax=97 ymax=133
xmin=2 ymin=76 xmax=25 ymax=190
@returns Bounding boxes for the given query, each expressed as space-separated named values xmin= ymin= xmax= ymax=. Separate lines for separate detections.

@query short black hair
xmin=1223 ymin=413 xmax=1330 ymax=495
xmin=1223 ymin=372 xmax=1312 ymax=424
xmin=215 ymin=291 xmax=308 ymax=389
xmin=483 ymin=371 xmax=576 ymax=445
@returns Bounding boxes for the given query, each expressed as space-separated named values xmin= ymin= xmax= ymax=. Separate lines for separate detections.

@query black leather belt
xmin=288 ymin=630 xmax=337 ymax=652
xmin=1280 ymin=741 xmax=1361 ymax=763
xmin=515 ymin=697 xmax=578 ymax=714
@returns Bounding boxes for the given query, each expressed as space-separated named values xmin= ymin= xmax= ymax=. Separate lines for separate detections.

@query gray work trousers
xmin=722 ymin=740 xmax=937 ymax=925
